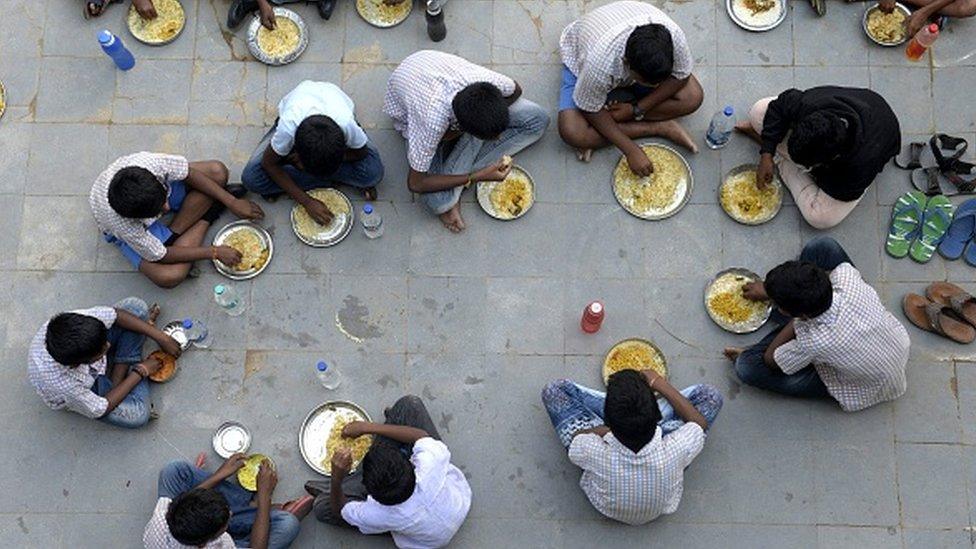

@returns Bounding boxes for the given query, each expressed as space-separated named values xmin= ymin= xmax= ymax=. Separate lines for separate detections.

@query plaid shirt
xmin=559 ymin=1 xmax=693 ymax=112
xmin=27 ymin=307 xmax=117 ymax=419
xmin=90 ymin=152 xmax=190 ymax=262
xmin=568 ymin=424 xmax=705 ymax=525
xmin=775 ymin=263 xmax=910 ymax=412
xmin=383 ymin=50 xmax=516 ymax=172
xmin=144 ymin=497 xmax=236 ymax=549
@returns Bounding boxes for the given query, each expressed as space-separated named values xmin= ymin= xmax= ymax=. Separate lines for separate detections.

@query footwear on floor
xmin=227 ymin=183 xmax=247 ymax=199
xmin=886 ymin=190 xmax=926 ymax=258
xmin=809 ymin=0 xmax=826 ymax=16
xmin=426 ymin=8 xmax=447 ymax=42
xmin=903 ymin=293 xmax=976 ymax=344
xmin=895 ymin=141 xmax=925 ymax=170
xmin=227 ymin=0 xmax=258 ymax=29
xmin=317 ymin=0 xmax=335 ymax=20
xmin=909 ymin=194 xmax=954 ymax=263
xmin=938 ymin=198 xmax=976 ymax=260
xmin=926 ymin=282 xmax=976 ymax=327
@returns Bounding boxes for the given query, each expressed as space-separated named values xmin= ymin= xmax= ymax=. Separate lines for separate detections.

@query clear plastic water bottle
xmin=214 ymin=284 xmax=246 ymax=316
xmin=316 ymin=361 xmax=341 ymax=389
xmin=362 ymin=204 xmax=384 ymax=239
xmin=182 ymin=318 xmax=212 ymax=349
xmin=705 ymin=106 xmax=735 ymax=150
xmin=98 ymin=30 xmax=135 ymax=71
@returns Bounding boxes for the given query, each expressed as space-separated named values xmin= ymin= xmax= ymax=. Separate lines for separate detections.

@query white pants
xmin=749 ymin=97 xmax=861 ymax=230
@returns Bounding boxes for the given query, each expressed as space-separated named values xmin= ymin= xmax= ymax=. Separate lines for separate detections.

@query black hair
xmin=166 ymin=489 xmax=230 ymax=546
xmin=604 ymin=369 xmax=662 ymax=453
xmin=451 ymin=82 xmax=510 ymax=141
xmin=764 ymin=260 xmax=833 ymax=318
xmin=787 ymin=112 xmax=850 ymax=168
xmin=362 ymin=444 xmax=416 ymax=505
xmin=624 ymin=23 xmax=674 ymax=85
xmin=108 ymin=166 xmax=168 ymax=219
xmin=45 ymin=313 xmax=109 ymax=366
xmin=294 ymin=115 xmax=346 ymax=177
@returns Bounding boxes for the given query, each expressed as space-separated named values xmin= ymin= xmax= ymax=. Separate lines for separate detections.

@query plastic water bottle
xmin=316 ymin=361 xmax=341 ymax=389
xmin=705 ymin=106 xmax=735 ymax=150
xmin=182 ymin=318 xmax=212 ymax=349
xmin=362 ymin=204 xmax=384 ymax=239
xmin=906 ymin=24 xmax=940 ymax=61
xmin=98 ymin=30 xmax=135 ymax=71
xmin=214 ymin=284 xmax=246 ymax=316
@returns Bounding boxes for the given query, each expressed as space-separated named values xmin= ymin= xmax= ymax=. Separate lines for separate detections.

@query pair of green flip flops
xmin=886 ymin=191 xmax=955 ymax=262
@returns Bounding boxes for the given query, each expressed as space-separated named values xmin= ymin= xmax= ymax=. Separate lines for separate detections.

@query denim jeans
xmin=158 ymin=461 xmax=301 ymax=549
xmin=418 ymin=98 xmax=550 ymax=214
xmin=241 ymin=125 xmax=385 ymax=195
xmin=92 ymin=297 xmax=151 ymax=429
xmin=731 ymin=236 xmax=851 ymax=399
xmin=540 ymin=380 xmax=724 ymax=449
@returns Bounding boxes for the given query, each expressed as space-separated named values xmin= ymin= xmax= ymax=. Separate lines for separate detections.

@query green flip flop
xmin=910 ymin=195 xmax=955 ymax=263
xmin=886 ymin=190 xmax=927 ymax=258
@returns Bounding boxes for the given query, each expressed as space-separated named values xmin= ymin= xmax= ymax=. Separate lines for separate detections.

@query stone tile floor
xmin=1 ymin=0 xmax=976 ymax=546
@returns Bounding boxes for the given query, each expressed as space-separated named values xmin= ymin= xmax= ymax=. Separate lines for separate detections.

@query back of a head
xmin=624 ymin=24 xmax=674 ymax=85
xmin=108 ymin=166 xmax=167 ymax=219
xmin=45 ymin=313 xmax=109 ymax=366
xmin=294 ymin=115 xmax=346 ymax=177
xmin=451 ymin=82 xmax=510 ymax=141
xmin=787 ymin=111 xmax=849 ymax=168
xmin=765 ymin=260 xmax=833 ymax=318
xmin=362 ymin=444 xmax=416 ymax=506
xmin=604 ymin=369 xmax=662 ymax=453
xmin=166 ymin=489 xmax=230 ymax=546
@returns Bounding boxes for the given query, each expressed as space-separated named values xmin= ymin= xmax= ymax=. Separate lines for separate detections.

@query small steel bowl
xmin=863 ymin=2 xmax=911 ymax=47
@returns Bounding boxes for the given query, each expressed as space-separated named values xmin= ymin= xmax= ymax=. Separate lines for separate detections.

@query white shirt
xmin=559 ymin=1 xmax=693 ymax=112
xmin=383 ymin=50 xmax=516 ymax=172
xmin=774 ymin=263 xmax=910 ymax=412
xmin=143 ymin=497 xmax=236 ymax=549
xmin=270 ymin=80 xmax=368 ymax=157
xmin=341 ymin=438 xmax=472 ymax=549
xmin=568 ymin=424 xmax=704 ymax=525
xmin=90 ymin=152 xmax=189 ymax=262
xmin=27 ymin=307 xmax=117 ymax=419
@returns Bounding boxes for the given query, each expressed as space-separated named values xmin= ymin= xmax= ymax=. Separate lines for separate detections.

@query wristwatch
xmin=632 ymin=102 xmax=645 ymax=121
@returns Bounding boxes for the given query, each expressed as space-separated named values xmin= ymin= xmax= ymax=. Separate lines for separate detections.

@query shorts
xmin=105 ymin=180 xmax=187 ymax=269
xmin=557 ymin=65 xmax=656 ymax=112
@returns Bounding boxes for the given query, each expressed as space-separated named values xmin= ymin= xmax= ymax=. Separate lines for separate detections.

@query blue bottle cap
xmin=214 ymin=284 xmax=225 ymax=295
xmin=723 ymin=106 xmax=734 ymax=116
xmin=363 ymin=204 xmax=373 ymax=215
xmin=182 ymin=318 xmax=193 ymax=329
xmin=98 ymin=30 xmax=113 ymax=44
xmin=317 ymin=361 xmax=328 ymax=371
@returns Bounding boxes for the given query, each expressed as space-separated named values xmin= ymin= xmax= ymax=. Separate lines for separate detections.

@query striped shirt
xmin=774 ymin=263 xmax=910 ymax=412
xmin=143 ymin=497 xmax=236 ymax=549
xmin=27 ymin=307 xmax=117 ymax=419
xmin=559 ymin=1 xmax=693 ymax=112
xmin=90 ymin=152 xmax=189 ymax=262
xmin=568 ymin=424 xmax=705 ymax=525
xmin=383 ymin=50 xmax=517 ymax=172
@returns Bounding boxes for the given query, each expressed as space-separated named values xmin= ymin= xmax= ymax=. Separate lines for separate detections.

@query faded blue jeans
xmin=92 ymin=297 xmax=151 ymax=429
xmin=158 ymin=461 xmax=302 ymax=549
xmin=241 ymin=125 xmax=385 ymax=196
xmin=541 ymin=379 xmax=724 ymax=449
xmin=732 ymin=236 xmax=851 ymax=398
xmin=418 ymin=98 xmax=550 ymax=214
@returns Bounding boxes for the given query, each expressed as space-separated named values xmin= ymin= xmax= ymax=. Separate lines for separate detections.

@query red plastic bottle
xmin=581 ymin=301 xmax=605 ymax=333
xmin=906 ymin=23 xmax=939 ymax=61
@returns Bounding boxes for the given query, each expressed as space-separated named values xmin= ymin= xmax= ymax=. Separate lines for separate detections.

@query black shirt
xmin=760 ymin=86 xmax=901 ymax=202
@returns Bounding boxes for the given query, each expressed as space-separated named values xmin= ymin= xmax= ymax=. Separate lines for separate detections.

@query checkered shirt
xmin=144 ymin=497 xmax=236 ymax=549
xmin=568 ymin=424 xmax=705 ymax=525
xmin=90 ymin=152 xmax=190 ymax=262
xmin=559 ymin=0 xmax=693 ymax=112
xmin=774 ymin=263 xmax=910 ymax=412
xmin=27 ymin=307 xmax=117 ymax=419
xmin=383 ymin=50 xmax=517 ymax=172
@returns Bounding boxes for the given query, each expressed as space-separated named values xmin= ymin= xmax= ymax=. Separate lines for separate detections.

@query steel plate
xmin=726 ymin=0 xmax=788 ymax=32
xmin=213 ymin=422 xmax=252 ymax=459
xmin=126 ymin=0 xmax=186 ymax=46
xmin=612 ymin=143 xmax=693 ymax=221
xmin=247 ymin=8 xmax=309 ymax=66
xmin=602 ymin=338 xmax=669 ymax=386
xmin=299 ymin=400 xmax=373 ymax=477
xmin=477 ymin=165 xmax=536 ymax=221
xmin=719 ymin=163 xmax=783 ymax=226
xmin=356 ymin=0 xmax=413 ymax=28
xmin=212 ymin=221 xmax=273 ymax=280
xmin=161 ymin=320 xmax=191 ymax=351
xmin=863 ymin=2 xmax=911 ymax=46
xmin=704 ymin=268 xmax=773 ymax=334
xmin=291 ymin=188 xmax=355 ymax=247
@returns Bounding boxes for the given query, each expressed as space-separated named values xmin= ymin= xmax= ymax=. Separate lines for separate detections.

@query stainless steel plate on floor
xmin=704 ymin=267 xmax=773 ymax=334
xmin=356 ymin=0 xmax=413 ymax=28
xmin=863 ymin=2 xmax=911 ymax=46
xmin=213 ymin=421 xmax=252 ymax=459
xmin=212 ymin=220 xmax=273 ymax=280
xmin=602 ymin=338 xmax=668 ymax=386
xmin=126 ymin=0 xmax=186 ymax=46
xmin=291 ymin=188 xmax=355 ymax=247
xmin=477 ymin=165 xmax=536 ymax=221
xmin=726 ymin=0 xmax=788 ymax=32
xmin=162 ymin=320 xmax=191 ymax=351
xmin=611 ymin=143 xmax=693 ymax=221
xmin=247 ymin=8 xmax=308 ymax=66
xmin=299 ymin=400 xmax=372 ymax=477
xmin=719 ymin=164 xmax=783 ymax=226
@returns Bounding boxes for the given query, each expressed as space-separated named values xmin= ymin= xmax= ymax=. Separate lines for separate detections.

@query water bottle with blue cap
xmin=316 ymin=360 xmax=341 ymax=390
xmin=705 ymin=105 xmax=736 ymax=150
xmin=182 ymin=317 xmax=212 ymax=349
xmin=98 ymin=30 xmax=135 ymax=71
xmin=361 ymin=203 xmax=384 ymax=239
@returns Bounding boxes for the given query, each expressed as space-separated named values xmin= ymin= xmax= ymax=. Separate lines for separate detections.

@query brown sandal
xmin=903 ymin=293 xmax=976 ymax=344
xmin=362 ymin=187 xmax=378 ymax=201
xmin=926 ymin=282 xmax=976 ymax=327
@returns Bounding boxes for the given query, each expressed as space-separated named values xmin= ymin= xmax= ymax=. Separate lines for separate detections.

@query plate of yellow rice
xmin=477 ymin=164 xmax=535 ymax=220
xmin=720 ymin=164 xmax=783 ymax=225
xmin=612 ymin=143 xmax=693 ymax=220
xmin=704 ymin=268 xmax=772 ymax=333
xmin=126 ymin=0 xmax=185 ymax=46
xmin=299 ymin=400 xmax=373 ymax=477
xmin=863 ymin=2 xmax=911 ymax=46
xmin=602 ymin=338 xmax=668 ymax=385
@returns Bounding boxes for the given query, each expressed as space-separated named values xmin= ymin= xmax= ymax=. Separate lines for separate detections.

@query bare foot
xmin=734 ymin=121 xmax=761 ymax=143
xmin=723 ymin=347 xmax=743 ymax=362
xmin=194 ymin=452 xmax=207 ymax=468
xmin=148 ymin=303 xmax=161 ymax=326
xmin=576 ymin=148 xmax=593 ymax=163
xmin=645 ymin=120 xmax=698 ymax=153
xmin=438 ymin=203 xmax=466 ymax=233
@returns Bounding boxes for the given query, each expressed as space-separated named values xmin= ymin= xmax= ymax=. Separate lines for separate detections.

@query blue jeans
xmin=158 ymin=461 xmax=301 ymax=549
xmin=241 ymin=126 xmax=385 ymax=196
xmin=541 ymin=380 xmax=724 ymax=449
xmin=92 ymin=297 xmax=151 ymax=429
xmin=418 ymin=98 xmax=550 ymax=215
xmin=104 ymin=181 xmax=186 ymax=269
xmin=732 ymin=236 xmax=850 ymax=398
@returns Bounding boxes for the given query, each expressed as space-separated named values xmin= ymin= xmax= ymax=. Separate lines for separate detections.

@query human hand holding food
xmin=141 ymin=356 xmax=164 ymax=376
xmin=159 ymin=335 xmax=182 ymax=359
xmin=341 ymin=421 xmax=372 ymax=439
xmin=878 ymin=0 xmax=896 ymax=13
xmin=476 ymin=160 xmax=512 ymax=182
xmin=215 ymin=453 xmax=247 ymax=478
xmin=230 ymin=198 xmax=265 ymax=221
xmin=756 ymin=154 xmax=775 ymax=190
xmin=258 ymin=2 xmax=277 ymax=30
xmin=214 ymin=245 xmax=243 ymax=267
xmin=331 ymin=448 xmax=353 ymax=477
xmin=641 ymin=368 xmax=664 ymax=390
xmin=256 ymin=460 xmax=278 ymax=496
xmin=742 ymin=281 xmax=768 ymax=302
xmin=132 ymin=0 xmax=158 ymax=19
xmin=302 ymin=198 xmax=335 ymax=226
xmin=626 ymin=148 xmax=653 ymax=177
